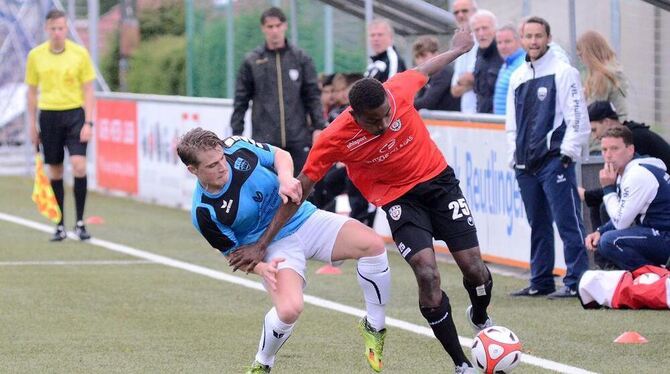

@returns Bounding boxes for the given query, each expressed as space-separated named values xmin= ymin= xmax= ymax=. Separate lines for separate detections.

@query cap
xmin=588 ymin=101 xmax=619 ymax=122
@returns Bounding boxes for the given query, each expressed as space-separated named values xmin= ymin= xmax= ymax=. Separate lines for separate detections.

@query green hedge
xmin=127 ymin=35 xmax=186 ymax=95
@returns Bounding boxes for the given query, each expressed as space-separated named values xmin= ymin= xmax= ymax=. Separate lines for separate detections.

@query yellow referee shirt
xmin=25 ymin=39 xmax=96 ymax=110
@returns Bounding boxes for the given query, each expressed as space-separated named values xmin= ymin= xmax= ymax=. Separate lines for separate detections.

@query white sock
xmin=255 ymin=307 xmax=295 ymax=367
xmin=356 ymin=251 xmax=390 ymax=331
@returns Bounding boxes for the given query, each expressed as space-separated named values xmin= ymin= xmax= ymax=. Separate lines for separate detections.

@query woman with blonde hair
xmin=577 ymin=30 xmax=628 ymax=120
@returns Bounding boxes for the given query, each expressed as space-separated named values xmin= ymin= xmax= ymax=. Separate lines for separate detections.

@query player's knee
xmin=412 ymin=261 xmax=440 ymax=291
xmin=364 ymin=234 xmax=386 ymax=256
xmin=276 ymin=300 xmax=303 ymax=324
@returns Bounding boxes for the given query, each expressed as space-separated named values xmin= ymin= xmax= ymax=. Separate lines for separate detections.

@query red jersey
xmin=303 ymin=70 xmax=448 ymax=206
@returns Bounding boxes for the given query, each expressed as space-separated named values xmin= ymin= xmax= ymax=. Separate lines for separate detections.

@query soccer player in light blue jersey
xmin=177 ymin=128 xmax=390 ymax=373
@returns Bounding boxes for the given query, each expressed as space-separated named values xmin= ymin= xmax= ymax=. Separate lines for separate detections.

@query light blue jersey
xmin=191 ymin=136 xmax=316 ymax=255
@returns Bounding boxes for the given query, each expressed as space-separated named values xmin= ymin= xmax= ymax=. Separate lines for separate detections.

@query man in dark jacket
xmin=588 ymin=101 xmax=670 ymax=168
xmin=470 ymin=10 xmax=503 ymax=113
xmin=364 ymin=19 xmax=406 ymax=83
xmin=230 ymin=7 xmax=324 ymax=174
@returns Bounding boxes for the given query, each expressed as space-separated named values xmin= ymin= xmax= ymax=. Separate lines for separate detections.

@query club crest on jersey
xmin=390 ymin=119 xmax=402 ymax=132
xmin=234 ymin=157 xmax=251 ymax=171
xmin=389 ymin=205 xmax=402 ymax=221
xmin=537 ymin=86 xmax=548 ymax=101
xmin=289 ymin=69 xmax=300 ymax=81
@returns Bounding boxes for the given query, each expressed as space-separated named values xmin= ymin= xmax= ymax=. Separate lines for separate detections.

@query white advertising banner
xmin=136 ymin=101 xmax=236 ymax=208
xmin=425 ymin=119 xmax=565 ymax=271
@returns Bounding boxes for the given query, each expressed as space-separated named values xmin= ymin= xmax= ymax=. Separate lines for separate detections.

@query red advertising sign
xmin=96 ymin=99 xmax=138 ymax=194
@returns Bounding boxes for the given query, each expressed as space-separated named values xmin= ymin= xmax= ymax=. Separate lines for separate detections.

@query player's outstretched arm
xmin=414 ymin=26 xmax=474 ymax=78
xmin=274 ymin=148 xmax=302 ymax=204
xmin=228 ymin=173 xmax=316 ymax=273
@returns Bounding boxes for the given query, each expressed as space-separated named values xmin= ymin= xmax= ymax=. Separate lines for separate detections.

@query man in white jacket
xmin=506 ymin=17 xmax=591 ymax=298
xmin=585 ymin=126 xmax=670 ymax=270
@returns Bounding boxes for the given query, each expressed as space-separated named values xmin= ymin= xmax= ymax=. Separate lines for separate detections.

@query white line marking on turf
xmin=0 ymin=212 xmax=596 ymax=374
xmin=0 ymin=260 xmax=153 ymax=266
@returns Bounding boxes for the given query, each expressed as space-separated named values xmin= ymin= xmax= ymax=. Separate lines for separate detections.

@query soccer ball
xmin=471 ymin=326 xmax=522 ymax=373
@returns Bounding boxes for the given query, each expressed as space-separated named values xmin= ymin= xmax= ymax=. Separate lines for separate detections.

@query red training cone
xmin=316 ymin=264 xmax=342 ymax=275
xmin=86 ymin=216 xmax=105 ymax=225
xmin=614 ymin=331 xmax=648 ymax=344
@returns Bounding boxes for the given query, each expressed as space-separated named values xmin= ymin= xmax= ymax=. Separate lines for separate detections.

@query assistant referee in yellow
xmin=26 ymin=9 xmax=95 ymax=241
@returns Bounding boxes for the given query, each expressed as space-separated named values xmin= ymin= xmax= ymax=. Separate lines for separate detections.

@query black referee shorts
xmin=382 ymin=166 xmax=479 ymax=261
xmin=39 ymin=107 xmax=87 ymax=164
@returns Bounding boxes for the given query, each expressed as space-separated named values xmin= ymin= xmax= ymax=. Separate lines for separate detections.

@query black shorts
xmin=39 ymin=108 xmax=87 ymax=164
xmin=382 ymin=166 xmax=479 ymax=261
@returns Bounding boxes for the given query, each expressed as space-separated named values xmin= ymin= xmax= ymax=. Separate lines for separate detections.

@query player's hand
xmin=585 ymin=231 xmax=601 ymax=252
xmin=80 ymin=122 xmax=93 ymax=143
xmin=451 ymin=25 xmax=474 ymax=55
xmin=228 ymin=243 xmax=266 ymax=273
xmin=599 ymin=163 xmax=617 ymax=187
xmin=278 ymin=176 xmax=302 ymax=204
xmin=255 ymin=258 xmax=285 ymax=291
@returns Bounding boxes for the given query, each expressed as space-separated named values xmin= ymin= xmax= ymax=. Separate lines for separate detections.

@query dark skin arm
xmin=414 ymin=25 xmax=474 ymax=78
xmin=227 ymin=173 xmax=317 ymax=273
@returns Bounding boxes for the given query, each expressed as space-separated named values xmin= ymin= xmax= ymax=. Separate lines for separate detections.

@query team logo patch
xmin=289 ymin=69 xmax=300 ymax=81
xmin=467 ymin=216 xmax=474 ymax=227
xmin=537 ymin=86 xmax=547 ymax=101
xmin=234 ymin=157 xmax=250 ymax=171
xmin=389 ymin=205 xmax=402 ymax=221
xmin=390 ymin=119 xmax=402 ymax=131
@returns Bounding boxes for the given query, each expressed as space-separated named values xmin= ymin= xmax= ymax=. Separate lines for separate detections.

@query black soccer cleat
xmin=50 ymin=225 xmax=67 ymax=242
xmin=75 ymin=221 xmax=91 ymax=241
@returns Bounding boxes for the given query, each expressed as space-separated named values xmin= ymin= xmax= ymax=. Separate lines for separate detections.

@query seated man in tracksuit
xmin=585 ymin=126 xmax=670 ymax=270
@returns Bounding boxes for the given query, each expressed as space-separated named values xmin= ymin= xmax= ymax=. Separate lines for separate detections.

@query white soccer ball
xmin=471 ymin=326 xmax=522 ymax=374
xmin=633 ymin=272 xmax=661 ymax=285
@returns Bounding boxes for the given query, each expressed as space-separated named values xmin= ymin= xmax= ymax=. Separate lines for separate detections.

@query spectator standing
xmin=577 ymin=30 xmax=628 ymax=121
xmin=492 ymin=24 xmax=525 ymax=115
xmin=412 ymin=35 xmax=460 ymax=111
xmin=25 ymin=9 xmax=95 ymax=241
xmin=365 ymin=19 xmax=407 ymax=83
xmin=230 ymin=7 xmax=324 ymax=175
xmin=450 ymin=0 xmax=479 ymax=113
xmin=585 ymin=126 xmax=670 ymax=270
xmin=506 ymin=17 xmax=591 ymax=299
xmin=470 ymin=10 xmax=503 ymax=114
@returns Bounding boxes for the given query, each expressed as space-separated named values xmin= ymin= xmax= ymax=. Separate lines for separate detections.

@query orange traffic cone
xmin=614 ymin=331 xmax=648 ymax=344
xmin=316 ymin=264 xmax=342 ymax=275
xmin=86 ymin=216 xmax=105 ymax=225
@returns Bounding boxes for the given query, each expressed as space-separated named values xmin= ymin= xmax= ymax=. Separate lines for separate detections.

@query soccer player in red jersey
xmin=230 ymin=26 xmax=491 ymax=374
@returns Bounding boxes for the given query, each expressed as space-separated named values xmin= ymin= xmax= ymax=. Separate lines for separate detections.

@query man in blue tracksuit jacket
xmin=505 ymin=17 xmax=591 ymax=298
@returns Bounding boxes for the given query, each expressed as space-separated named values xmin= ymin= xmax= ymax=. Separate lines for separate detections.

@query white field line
xmin=0 ymin=212 xmax=597 ymax=374
xmin=0 ymin=260 xmax=153 ymax=266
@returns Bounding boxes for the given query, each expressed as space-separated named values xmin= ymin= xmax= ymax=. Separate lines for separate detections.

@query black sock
xmin=74 ymin=176 xmax=87 ymax=223
xmin=420 ymin=291 xmax=470 ymax=367
xmin=51 ymin=179 xmax=64 ymax=226
xmin=463 ymin=267 xmax=493 ymax=325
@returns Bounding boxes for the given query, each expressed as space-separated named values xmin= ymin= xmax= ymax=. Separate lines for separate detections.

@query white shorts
xmin=264 ymin=210 xmax=351 ymax=284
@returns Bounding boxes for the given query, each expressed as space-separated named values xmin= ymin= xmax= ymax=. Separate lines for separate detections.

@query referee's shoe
xmin=75 ymin=221 xmax=91 ymax=241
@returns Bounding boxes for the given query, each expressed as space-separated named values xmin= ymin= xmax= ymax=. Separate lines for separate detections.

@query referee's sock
xmin=51 ymin=178 xmax=64 ymax=226
xmin=74 ymin=176 xmax=87 ymax=222
xmin=357 ymin=251 xmax=390 ymax=331
xmin=255 ymin=307 xmax=294 ymax=367
xmin=420 ymin=291 xmax=471 ymax=367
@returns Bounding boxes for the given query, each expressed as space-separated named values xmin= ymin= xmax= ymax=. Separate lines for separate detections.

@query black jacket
xmin=473 ymin=40 xmax=503 ymax=114
xmin=365 ymin=46 xmax=407 ymax=83
xmin=230 ymin=41 xmax=324 ymax=147
xmin=414 ymin=64 xmax=460 ymax=111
